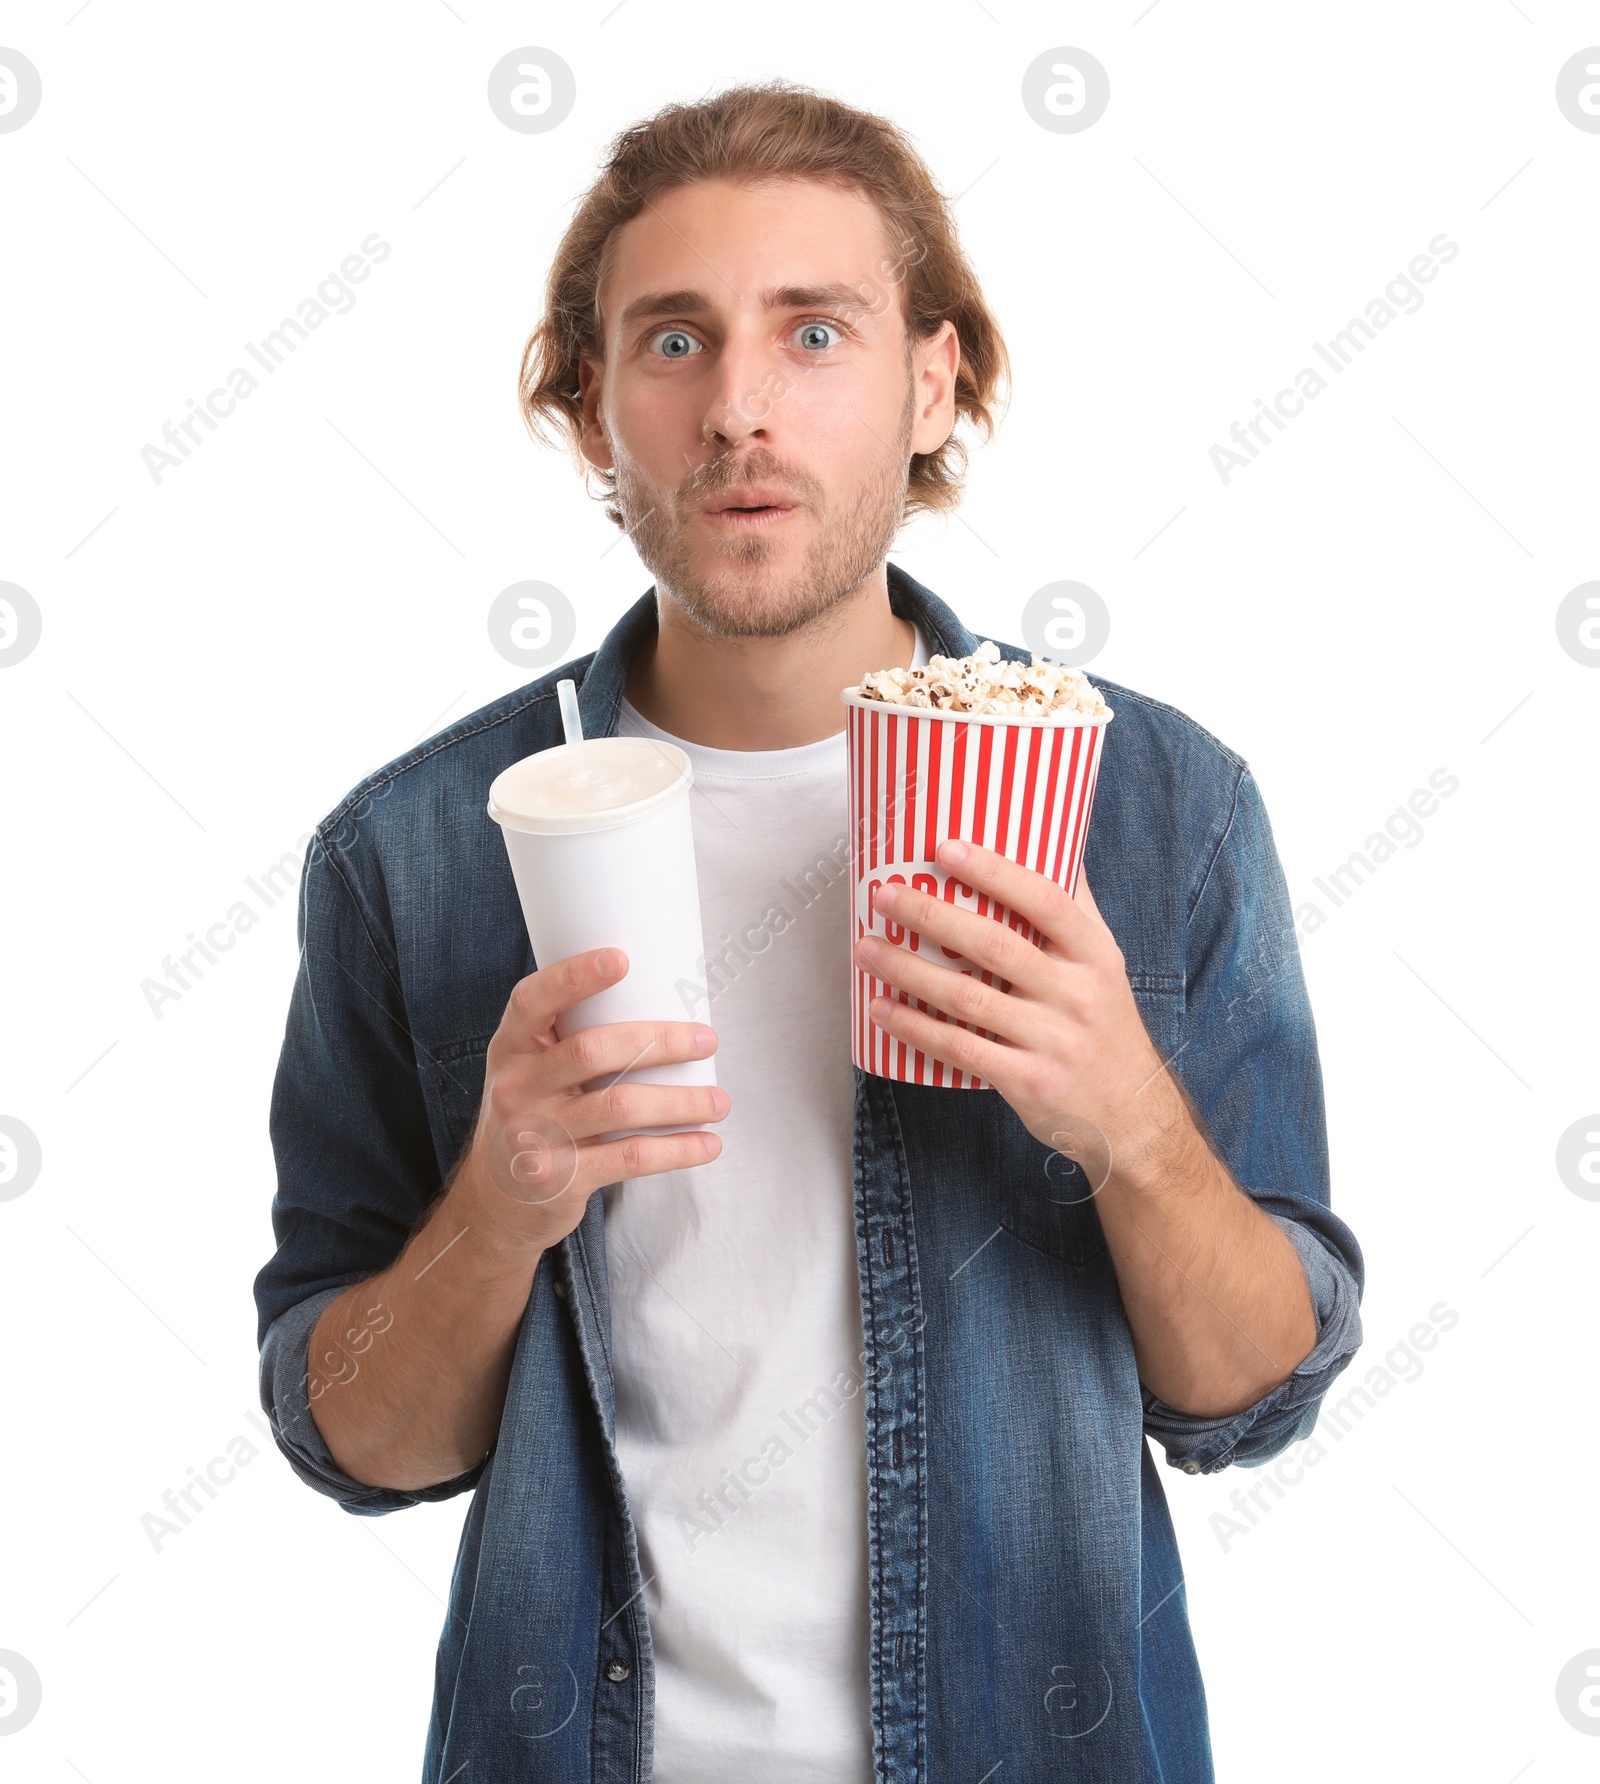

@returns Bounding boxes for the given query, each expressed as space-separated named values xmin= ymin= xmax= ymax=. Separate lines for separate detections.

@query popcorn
xmin=855 ymin=638 xmax=1112 ymax=722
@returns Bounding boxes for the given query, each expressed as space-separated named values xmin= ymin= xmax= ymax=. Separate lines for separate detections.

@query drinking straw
xmin=557 ymin=677 xmax=586 ymax=772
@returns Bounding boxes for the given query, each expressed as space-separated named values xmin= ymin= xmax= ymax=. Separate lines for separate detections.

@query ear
xmin=910 ymin=319 xmax=959 ymax=458
xmin=578 ymin=356 xmax=613 ymax=472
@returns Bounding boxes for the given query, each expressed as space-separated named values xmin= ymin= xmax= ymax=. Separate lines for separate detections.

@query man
xmin=255 ymin=79 xmax=1363 ymax=1783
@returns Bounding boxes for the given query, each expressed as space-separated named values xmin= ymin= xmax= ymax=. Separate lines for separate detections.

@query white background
xmin=1 ymin=4 xmax=1595 ymax=1779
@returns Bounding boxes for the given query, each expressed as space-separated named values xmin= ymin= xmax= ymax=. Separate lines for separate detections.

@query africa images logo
xmin=1208 ymin=234 xmax=1460 ymax=485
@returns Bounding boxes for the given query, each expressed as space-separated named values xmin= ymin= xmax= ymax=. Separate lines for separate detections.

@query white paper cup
xmin=841 ymin=691 xmax=1110 ymax=1090
xmin=488 ymin=737 xmax=715 ymax=1141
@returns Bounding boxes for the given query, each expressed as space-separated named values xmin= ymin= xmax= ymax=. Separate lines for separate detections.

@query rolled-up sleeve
xmin=253 ymin=822 xmax=487 ymax=1515
xmin=1142 ymin=765 xmax=1365 ymax=1476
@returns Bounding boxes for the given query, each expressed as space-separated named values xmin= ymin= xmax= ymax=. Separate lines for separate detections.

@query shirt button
xmin=1182 ymin=1460 xmax=1201 ymax=1475
xmin=553 ymin=1279 xmax=567 ymax=1299
xmin=605 ymin=1660 xmax=631 ymax=1682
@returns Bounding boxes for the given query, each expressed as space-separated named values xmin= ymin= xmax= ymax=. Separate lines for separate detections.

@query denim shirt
xmin=254 ymin=563 xmax=1364 ymax=1783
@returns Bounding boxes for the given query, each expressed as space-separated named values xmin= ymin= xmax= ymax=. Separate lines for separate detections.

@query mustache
xmin=680 ymin=457 xmax=814 ymax=507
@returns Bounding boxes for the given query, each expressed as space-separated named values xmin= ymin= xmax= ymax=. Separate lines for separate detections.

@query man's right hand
xmin=454 ymin=946 xmax=727 ymax=1255
xmin=304 ymin=945 xmax=723 ymax=1491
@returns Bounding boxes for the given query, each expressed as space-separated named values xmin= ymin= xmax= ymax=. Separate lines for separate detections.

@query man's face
xmin=579 ymin=177 xmax=954 ymax=639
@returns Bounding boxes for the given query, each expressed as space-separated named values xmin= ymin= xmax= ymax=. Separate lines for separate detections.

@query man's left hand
xmin=858 ymin=835 xmax=1318 ymax=1414
xmin=855 ymin=836 xmax=1188 ymax=1182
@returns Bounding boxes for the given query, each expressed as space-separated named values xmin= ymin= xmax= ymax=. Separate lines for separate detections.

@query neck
xmin=623 ymin=565 xmax=917 ymax=750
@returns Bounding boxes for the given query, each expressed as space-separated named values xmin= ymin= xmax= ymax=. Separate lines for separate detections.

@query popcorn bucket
xmin=842 ymin=693 xmax=1110 ymax=1088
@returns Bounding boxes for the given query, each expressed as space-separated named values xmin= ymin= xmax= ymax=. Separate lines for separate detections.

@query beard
xmin=609 ymin=373 xmax=916 ymax=641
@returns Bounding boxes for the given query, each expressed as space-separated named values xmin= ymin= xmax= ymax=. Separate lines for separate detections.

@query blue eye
xmin=793 ymin=320 xmax=843 ymax=351
xmin=646 ymin=319 xmax=846 ymax=358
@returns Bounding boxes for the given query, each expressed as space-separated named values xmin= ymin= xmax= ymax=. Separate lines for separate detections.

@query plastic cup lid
xmin=487 ymin=736 xmax=692 ymax=835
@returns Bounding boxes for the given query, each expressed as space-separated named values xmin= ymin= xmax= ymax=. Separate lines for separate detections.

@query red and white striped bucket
xmin=842 ymin=692 xmax=1110 ymax=1088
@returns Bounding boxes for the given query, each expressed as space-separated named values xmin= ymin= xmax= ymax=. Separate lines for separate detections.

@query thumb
xmin=1072 ymin=861 xmax=1101 ymax=918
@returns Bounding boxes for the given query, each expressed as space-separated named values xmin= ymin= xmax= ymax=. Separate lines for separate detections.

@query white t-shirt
xmin=605 ymin=624 xmax=928 ymax=1782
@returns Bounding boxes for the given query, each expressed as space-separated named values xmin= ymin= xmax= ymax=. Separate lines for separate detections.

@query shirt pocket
xmin=993 ymin=969 xmax=1184 ymax=1268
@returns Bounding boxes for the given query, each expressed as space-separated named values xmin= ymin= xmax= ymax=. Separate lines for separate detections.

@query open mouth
xmin=702 ymin=503 xmax=797 ymax=528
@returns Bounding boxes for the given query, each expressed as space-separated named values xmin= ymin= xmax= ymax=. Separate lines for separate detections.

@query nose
xmin=698 ymin=327 xmax=781 ymax=453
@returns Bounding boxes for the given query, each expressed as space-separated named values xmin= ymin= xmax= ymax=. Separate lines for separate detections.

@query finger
xmin=560 ymin=1079 xmax=731 ymax=1143
xmin=869 ymin=876 xmax=1059 ymax=996
xmin=541 ymin=1020 xmax=719 ymax=1095
xmin=1073 ymin=862 xmax=1102 ymax=916
xmin=854 ymin=935 xmax=1048 ymax=1052
xmin=579 ymin=1126 xmax=723 ymax=1185
xmin=865 ymin=990 xmax=1021 ymax=1096
xmin=933 ymin=837 xmax=1094 ymax=957
xmin=495 ymin=949 xmax=631 ymax=1055
xmin=1067 ymin=864 xmax=1118 ymax=953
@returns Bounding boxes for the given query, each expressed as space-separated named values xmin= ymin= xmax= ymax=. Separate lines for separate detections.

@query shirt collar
xmin=575 ymin=560 xmax=980 ymax=743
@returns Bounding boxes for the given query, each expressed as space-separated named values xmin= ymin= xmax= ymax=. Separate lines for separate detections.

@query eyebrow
xmin=615 ymin=281 xmax=876 ymax=338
